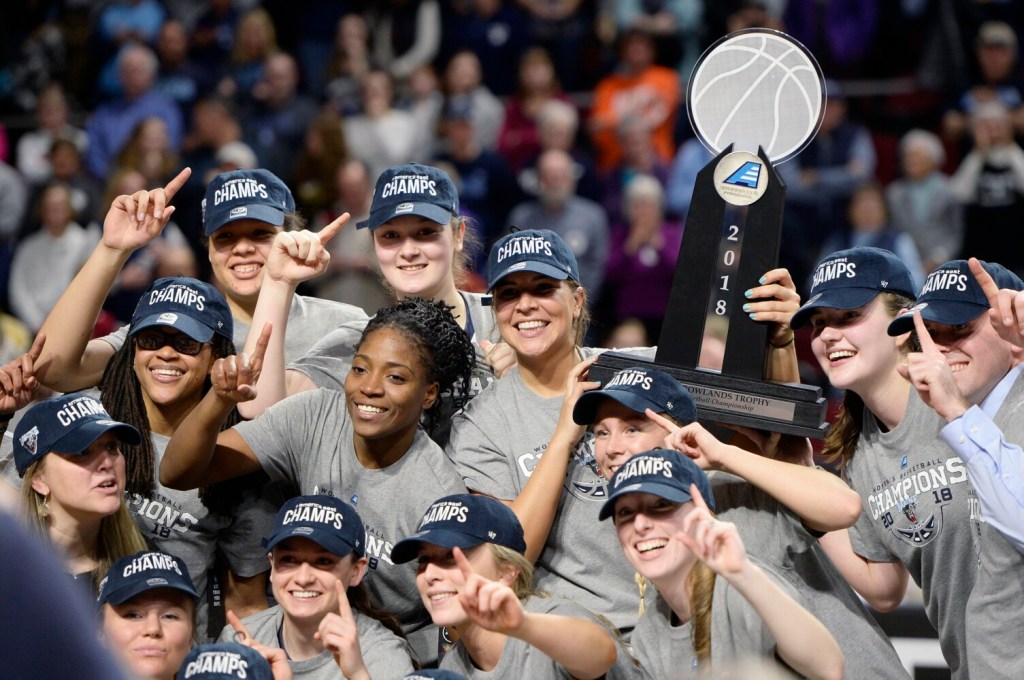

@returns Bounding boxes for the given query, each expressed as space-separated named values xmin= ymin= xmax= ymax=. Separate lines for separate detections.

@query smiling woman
xmin=160 ymin=298 xmax=476 ymax=665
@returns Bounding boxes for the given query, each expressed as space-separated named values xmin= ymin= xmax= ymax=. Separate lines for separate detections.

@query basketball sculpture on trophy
xmin=593 ymin=29 xmax=829 ymax=437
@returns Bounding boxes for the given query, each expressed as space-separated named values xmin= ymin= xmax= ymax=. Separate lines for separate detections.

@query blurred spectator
xmin=507 ymin=148 xmax=609 ymax=298
xmin=97 ymin=0 xmax=166 ymax=48
xmin=818 ymin=181 xmax=926 ymax=289
xmin=343 ymin=69 xmax=417 ymax=184
xmin=886 ymin=129 xmax=964 ymax=272
xmin=293 ymin=109 xmax=348 ymax=214
xmin=600 ymin=115 xmax=671 ymax=225
xmin=367 ymin=0 xmax=442 ymax=82
xmin=613 ymin=0 xmax=704 ymax=80
xmin=84 ymin=43 xmax=184 ymax=179
xmin=516 ymin=99 xmax=600 ymax=202
xmin=39 ymin=138 xmax=102 ymax=231
xmin=942 ymin=21 xmax=1024 ymax=149
xmin=444 ymin=50 xmax=506 ymax=152
xmin=9 ymin=182 xmax=99 ymax=331
xmin=520 ymin=0 xmax=596 ymax=92
xmin=293 ymin=1 xmax=352 ymax=97
xmin=498 ymin=47 xmax=573 ymax=172
xmin=444 ymin=0 xmax=531 ymax=97
xmin=213 ymin=141 xmax=258 ymax=172
xmin=153 ymin=19 xmax=209 ymax=120
xmin=112 ymin=116 xmax=179 ymax=186
xmin=15 ymin=83 xmax=88 ymax=186
xmin=665 ymin=137 xmax=713 ymax=218
xmin=588 ymin=28 xmax=680 ymax=172
xmin=783 ymin=0 xmax=879 ymax=79
xmin=239 ymin=52 xmax=317 ymax=182
xmin=217 ymin=7 xmax=279 ymax=102
xmin=325 ymin=13 xmax=379 ymax=117
xmin=603 ymin=173 xmax=682 ymax=341
xmin=190 ymin=0 xmax=239 ymax=72
xmin=0 ymin=160 xmax=28 ymax=243
xmin=405 ymin=64 xmax=445 ymax=158
xmin=950 ymin=100 xmax=1024 ymax=275
xmin=315 ymin=158 xmax=392 ymax=314
xmin=777 ymin=82 xmax=876 ymax=281
xmin=181 ymin=95 xmax=244 ymax=186
xmin=434 ymin=96 xmax=521 ymax=258
xmin=603 ymin=317 xmax=650 ymax=349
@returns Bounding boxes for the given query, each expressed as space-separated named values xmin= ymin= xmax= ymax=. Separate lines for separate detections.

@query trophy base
xmin=591 ymin=351 xmax=830 ymax=439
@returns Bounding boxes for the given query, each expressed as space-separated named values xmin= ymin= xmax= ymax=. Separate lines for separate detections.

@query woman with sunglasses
xmin=160 ymin=297 xmax=476 ymax=665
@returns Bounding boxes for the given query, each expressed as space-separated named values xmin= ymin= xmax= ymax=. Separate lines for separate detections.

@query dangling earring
xmin=39 ymin=494 xmax=51 ymax=518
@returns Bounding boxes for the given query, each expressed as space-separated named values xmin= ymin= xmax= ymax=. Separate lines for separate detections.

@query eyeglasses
xmin=133 ymin=329 xmax=205 ymax=356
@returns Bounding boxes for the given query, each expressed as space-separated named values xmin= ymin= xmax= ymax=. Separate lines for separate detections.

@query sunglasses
xmin=133 ymin=329 xmax=205 ymax=356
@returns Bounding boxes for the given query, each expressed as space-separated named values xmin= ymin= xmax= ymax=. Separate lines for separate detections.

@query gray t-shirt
xmin=446 ymin=347 xmax=656 ymax=633
xmin=233 ymin=388 xmax=467 ymax=664
xmin=217 ymin=604 xmax=413 ymax=679
xmin=963 ymin=371 xmax=1024 ymax=680
xmin=102 ymin=294 xmax=368 ymax=364
xmin=630 ymin=560 xmax=796 ymax=678
xmin=440 ymin=595 xmax=649 ymax=680
xmin=288 ymin=292 xmax=500 ymax=447
xmin=846 ymin=389 xmax=977 ymax=678
xmin=711 ymin=472 xmax=909 ymax=678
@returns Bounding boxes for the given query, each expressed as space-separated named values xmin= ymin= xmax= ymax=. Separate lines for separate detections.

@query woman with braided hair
xmin=161 ymin=296 xmax=475 ymax=665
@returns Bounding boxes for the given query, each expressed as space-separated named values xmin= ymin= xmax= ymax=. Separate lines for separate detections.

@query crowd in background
xmin=0 ymin=0 xmax=1023 ymax=385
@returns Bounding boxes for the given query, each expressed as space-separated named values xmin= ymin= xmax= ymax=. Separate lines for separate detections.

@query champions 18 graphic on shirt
xmin=866 ymin=455 xmax=969 ymax=548
xmin=517 ymin=432 xmax=608 ymax=502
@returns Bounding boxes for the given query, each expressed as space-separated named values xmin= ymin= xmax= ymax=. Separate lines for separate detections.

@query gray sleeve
xmin=286 ymin=323 xmax=365 ymax=390
xmin=445 ymin=408 xmax=519 ymax=500
xmin=217 ymin=482 xmax=288 ymax=577
xmin=99 ymin=324 xmax=129 ymax=352
xmin=848 ymin=507 xmax=897 ymax=563
xmin=216 ymin=625 xmax=234 ymax=643
xmin=1 ymin=432 xmax=20 ymax=488
xmin=357 ymin=614 xmax=415 ymax=678
xmin=713 ymin=561 xmax=803 ymax=663
xmin=233 ymin=394 xmax=315 ymax=485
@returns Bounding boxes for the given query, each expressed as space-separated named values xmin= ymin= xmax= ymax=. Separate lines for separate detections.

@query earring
xmin=39 ymin=494 xmax=51 ymax=518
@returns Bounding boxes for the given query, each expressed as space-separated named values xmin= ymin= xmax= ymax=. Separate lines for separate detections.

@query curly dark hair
xmin=359 ymin=298 xmax=476 ymax=433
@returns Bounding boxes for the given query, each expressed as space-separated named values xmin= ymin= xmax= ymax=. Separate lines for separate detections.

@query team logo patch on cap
xmin=229 ymin=206 xmax=247 ymax=217
xmin=507 ymin=262 xmax=526 ymax=272
xmin=396 ymin=202 xmax=414 ymax=213
xmin=19 ymin=426 xmax=38 ymax=456
xmin=157 ymin=312 xmax=179 ymax=325
xmin=147 ymin=577 xmax=169 ymax=587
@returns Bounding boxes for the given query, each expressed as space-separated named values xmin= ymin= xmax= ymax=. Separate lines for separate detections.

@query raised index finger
xmin=333 ymin=580 xmax=354 ymax=619
xmin=227 ymin=610 xmax=254 ymax=643
xmin=318 ymin=212 xmax=350 ymax=245
xmin=163 ymin=167 xmax=192 ymax=201
xmin=453 ymin=546 xmax=477 ymax=581
xmin=645 ymin=408 xmax=679 ymax=434
xmin=26 ymin=333 xmax=46 ymax=362
xmin=912 ymin=309 xmax=939 ymax=354
xmin=689 ymin=483 xmax=711 ymax=513
xmin=969 ymin=257 xmax=1000 ymax=307
xmin=250 ymin=323 xmax=273 ymax=365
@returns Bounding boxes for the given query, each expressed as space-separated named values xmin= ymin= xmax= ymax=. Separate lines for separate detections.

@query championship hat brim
xmin=573 ymin=389 xmax=660 ymax=425
xmin=391 ymin=528 xmax=489 ymax=565
xmin=357 ymin=201 xmax=452 ymax=230
xmin=129 ymin=312 xmax=217 ymax=344
xmin=886 ymin=300 xmax=988 ymax=336
xmin=263 ymin=526 xmax=361 ymax=558
xmin=790 ymin=287 xmax=881 ymax=330
xmin=487 ymin=261 xmax=573 ymax=291
xmin=48 ymin=420 xmax=142 ymax=457
xmin=599 ymin=480 xmax=695 ymax=520
xmin=207 ymin=203 xmax=285 ymax=235
xmin=99 ymin=574 xmax=199 ymax=606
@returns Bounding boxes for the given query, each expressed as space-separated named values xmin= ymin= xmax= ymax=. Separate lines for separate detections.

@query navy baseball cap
xmin=179 ymin=643 xmax=272 ymax=680
xmin=887 ymin=259 xmax=1024 ymax=336
xmin=573 ymin=366 xmax=697 ymax=426
xmin=486 ymin=229 xmax=580 ymax=291
xmin=13 ymin=392 xmax=141 ymax=477
xmin=405 ymin=671 xmax=469 ymax=680
xmin=357 ymin=163 xmax=459 ymax=230
xmin=391 ymin=494 xmax=527 ymax=564
xmin=599 ymin=449 xmax=715 ymax=521
xmin=790 ymin=247 xmax=917 ymax=330
xmin=98 ymin=550 xmax=199 ymax=606
xmin=202 ymin=168 xmax=295 ymax=236
xmin=129 ymin=277 xmax=233 ymax=344
xmin=263 ymin=495 xmax=365 ymax=558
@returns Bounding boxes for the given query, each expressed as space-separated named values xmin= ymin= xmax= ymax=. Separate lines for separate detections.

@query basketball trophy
xmin=593 ymin=29 xmax=829 ymax=437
